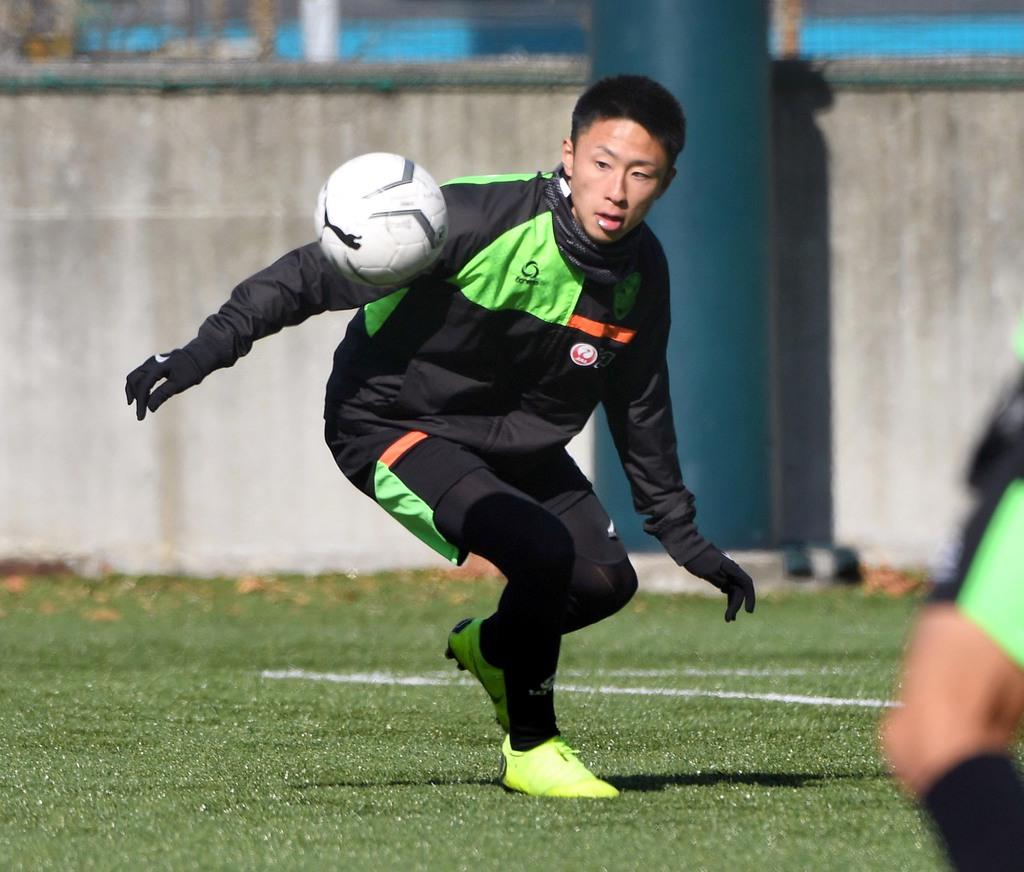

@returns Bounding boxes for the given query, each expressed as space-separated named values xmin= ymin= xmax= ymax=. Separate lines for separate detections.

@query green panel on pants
xmin=373 ymin=460 xmax=461 ymax=564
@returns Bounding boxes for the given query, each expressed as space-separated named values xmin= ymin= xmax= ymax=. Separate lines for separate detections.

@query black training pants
xmin=328 ymin=426 xmax=639 ymax=750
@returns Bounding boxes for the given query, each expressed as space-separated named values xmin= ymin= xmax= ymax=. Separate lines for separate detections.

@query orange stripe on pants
xmin=379 ymin=430 xmax=429 ymax=468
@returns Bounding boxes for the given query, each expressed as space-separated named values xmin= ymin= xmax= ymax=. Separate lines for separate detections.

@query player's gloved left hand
xmin=125 ymin=349 xmax=203 ymax=421
xmin=684 ymin=545 xmax=756 ymax=622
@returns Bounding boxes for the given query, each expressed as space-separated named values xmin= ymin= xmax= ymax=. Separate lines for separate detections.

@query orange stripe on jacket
xmin=379 ymin=431 xmax=429 ymax=468
xmin=567 ymin=314 xmax=637 ymax=344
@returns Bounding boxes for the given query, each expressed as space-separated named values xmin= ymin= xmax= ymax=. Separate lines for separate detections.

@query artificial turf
xmin=0 ymin=572 xmax=945 ymax=871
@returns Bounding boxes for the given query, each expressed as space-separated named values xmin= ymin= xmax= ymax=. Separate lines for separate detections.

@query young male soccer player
xmin=883 ymin=317 xmax=1024 ymax=869
xmin=126 ymin=75 xmax=756 ymax=799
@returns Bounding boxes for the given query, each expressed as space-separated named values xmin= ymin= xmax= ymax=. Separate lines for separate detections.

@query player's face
xmin=561 ymin=117 xmax=675 ymax=244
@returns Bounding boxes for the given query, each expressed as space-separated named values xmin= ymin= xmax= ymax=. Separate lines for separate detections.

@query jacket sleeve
xmin=600 ymin=278 xmax=710 ymax=567
xmin=182 ymin=242 xmax=393 ymax=376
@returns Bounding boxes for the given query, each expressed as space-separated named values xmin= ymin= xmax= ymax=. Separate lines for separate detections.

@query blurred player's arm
xmin=967 ymin=366 xmax=1024 ymax=490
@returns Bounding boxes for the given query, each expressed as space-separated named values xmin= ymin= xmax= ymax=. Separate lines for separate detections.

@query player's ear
xmin=656 ymin=166 xmax=677 ymax=199
xmin=561 ymin=137 xmax=575 ymax=179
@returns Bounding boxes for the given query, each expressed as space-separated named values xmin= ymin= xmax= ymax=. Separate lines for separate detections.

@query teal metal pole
xmin=591 ymin=0 xmax=773 ymax=550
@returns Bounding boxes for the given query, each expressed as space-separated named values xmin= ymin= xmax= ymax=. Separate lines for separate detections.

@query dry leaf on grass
xmin=84 ymin=608 xmax=122 ymax=622
xmin=441 ymin=553 xmax=503 ymax=580
xmin=3 ymin=575 xmax=28 ymax=594
xmin=235 ymin=576 xmax=267 ymax=594
xmin=862 ymin=565 xmax=928 ymax=597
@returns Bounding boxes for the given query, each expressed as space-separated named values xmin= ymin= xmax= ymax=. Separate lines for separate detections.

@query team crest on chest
xmin=570 ymin=342 xmax=599 ymax=367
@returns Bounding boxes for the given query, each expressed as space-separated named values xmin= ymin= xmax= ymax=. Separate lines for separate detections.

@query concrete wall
xmin=772 ymin=78 xmax=1024 ymax=565
xmin=2 ymin=80 xmax=1023 ymax=573
xmin=0 ymin=87 xmax=583 ymax=575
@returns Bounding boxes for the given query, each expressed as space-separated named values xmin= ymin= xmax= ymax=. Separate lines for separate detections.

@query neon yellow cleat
xmin=499 ymin=735 xmax=620 ymax=798
xmin=445 ymin=617 xmax=509 ymax=731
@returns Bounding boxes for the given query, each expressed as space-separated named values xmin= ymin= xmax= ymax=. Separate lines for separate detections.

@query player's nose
xmin=606 ymin=172 xmax=627 ymax=205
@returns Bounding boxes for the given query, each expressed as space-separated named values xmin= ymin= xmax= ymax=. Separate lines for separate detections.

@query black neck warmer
xmin=543 ymin=169 xmax=643 ymax=287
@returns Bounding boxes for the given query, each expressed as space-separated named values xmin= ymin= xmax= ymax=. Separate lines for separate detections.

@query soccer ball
xmin=315 ymin=152 xmax=448 ymax=287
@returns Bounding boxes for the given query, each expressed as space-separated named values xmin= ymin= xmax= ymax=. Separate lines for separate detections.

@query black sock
xmin=923 ymin=753 xmax=1024 ymax=872
xmin=480 ymin=613 xmax=560 ymax=751
xmin=478 ymin=614 xmax=504 ymax=667
xmin=435 ymin=473 xmax=572 ymax=752
xmin=504 ymin=668 xmax=559 ymax=751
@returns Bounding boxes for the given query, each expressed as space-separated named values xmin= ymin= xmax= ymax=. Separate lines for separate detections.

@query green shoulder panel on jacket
xmin=1016 ymin=316 xmax=1024 ymax=362
xmin=444 ymin=172 xmax=554 ymax=186
xmin=364 ymin=286 xmax=410 ymax=337
xmin=451 ymin=210 xmax=584 ymax=324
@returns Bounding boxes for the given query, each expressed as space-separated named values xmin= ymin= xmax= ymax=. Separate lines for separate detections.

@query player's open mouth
xmin=596 ymin=213 xmax=625 ymax=231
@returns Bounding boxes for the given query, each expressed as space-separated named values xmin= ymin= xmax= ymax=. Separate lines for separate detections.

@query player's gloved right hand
xmin=684 ymin=545 xmax=756 ymax=623
xmin=125 ymin=349 xmax=203 ymax=421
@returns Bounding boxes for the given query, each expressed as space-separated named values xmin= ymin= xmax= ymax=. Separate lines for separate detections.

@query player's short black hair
xmin=570 ymin=75 xmax=686 ymax=166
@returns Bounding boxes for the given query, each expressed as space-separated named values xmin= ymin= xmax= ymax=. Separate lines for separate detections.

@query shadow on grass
xmin=607 ymin=769 xmax=887 ymax=792
xmin=290 ymin=777 xmax=498 ymax=790
xmin=291 ymin=769 xmax=885 ymax=792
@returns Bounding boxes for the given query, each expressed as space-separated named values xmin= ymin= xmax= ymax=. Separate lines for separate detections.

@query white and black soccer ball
xmin=315 ymin=152 xmax=448 ymax=287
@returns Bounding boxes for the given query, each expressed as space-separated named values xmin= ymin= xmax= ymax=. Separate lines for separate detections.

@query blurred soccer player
xmin=125 ymin=75 xmax=756 ymax=799
xmin=883 ymin=317 xmax=1024 ymax=870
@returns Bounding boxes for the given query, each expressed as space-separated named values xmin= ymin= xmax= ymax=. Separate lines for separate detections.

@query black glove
xmin=125 ymin=349 xmax=204 ymax=421
xmin=684 ymin=545 xmax=756 ymax=622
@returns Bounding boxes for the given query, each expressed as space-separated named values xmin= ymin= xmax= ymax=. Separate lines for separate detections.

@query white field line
xmin=263 ymin=669 xmax=454 ymax=687
xmin=568 ymin=667 xmax=839 ymax=678
xmin=261 ymin=668 xmax=896 ymax=709
xmin=403 ymin=667 xmax=839 ymax=679
xmin=558 ymin=683 xmax=895 ymax=709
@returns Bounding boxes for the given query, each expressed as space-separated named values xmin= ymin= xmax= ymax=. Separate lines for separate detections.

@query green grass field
xmin=0 ymin=573 xmax=945 ymax=871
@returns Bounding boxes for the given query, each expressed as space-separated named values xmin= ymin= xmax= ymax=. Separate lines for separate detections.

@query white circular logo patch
xmin=570 ymin=342 xmax=598 ymax=367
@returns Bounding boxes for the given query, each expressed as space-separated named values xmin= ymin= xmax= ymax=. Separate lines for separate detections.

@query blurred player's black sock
xmin=924 ymin=753 xmax=1024 ymax=872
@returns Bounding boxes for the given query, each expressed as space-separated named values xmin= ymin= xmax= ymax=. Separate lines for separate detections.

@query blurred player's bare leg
xmin=883 ymin=604 xmax=1024 ymax=795
xmin=882 ymin=604 xmax=1024 ymax=872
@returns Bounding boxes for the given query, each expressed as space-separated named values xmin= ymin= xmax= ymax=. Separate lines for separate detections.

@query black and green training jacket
xmin=182 ymin=171 xmax=709 ymax=565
